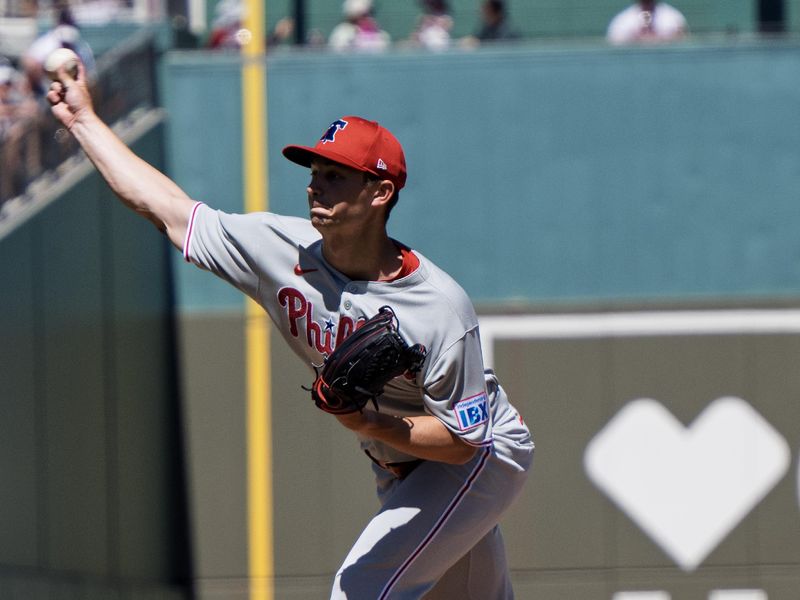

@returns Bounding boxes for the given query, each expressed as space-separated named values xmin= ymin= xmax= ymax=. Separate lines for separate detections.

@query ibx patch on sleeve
xmin=453 ymin=392 xmax=489 ymax=431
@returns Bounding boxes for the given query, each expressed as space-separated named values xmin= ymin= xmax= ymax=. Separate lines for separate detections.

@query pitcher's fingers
xmin=46 ymin=81 xmax=64 ymax=105
xmin=75 ymin=59 xmax=87 ymax=82
xmin=58 ymin=57 xmax=85 ymax=86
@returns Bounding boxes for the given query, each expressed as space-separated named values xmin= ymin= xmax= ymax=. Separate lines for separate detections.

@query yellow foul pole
xmin=240 ymin=1 xmax=273 ymax=599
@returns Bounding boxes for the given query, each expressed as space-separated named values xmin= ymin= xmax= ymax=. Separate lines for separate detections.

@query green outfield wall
xmin=0 ymin=114 xmax=190 ymax=599
xmin=164 ymin=40 xmax=800 ymax=312
xmin=790 ymin=0 xmax=800 ymax=32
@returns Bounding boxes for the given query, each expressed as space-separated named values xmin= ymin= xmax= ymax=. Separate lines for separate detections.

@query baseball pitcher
xmin=47 ymin=59 xmax=534 ymax=599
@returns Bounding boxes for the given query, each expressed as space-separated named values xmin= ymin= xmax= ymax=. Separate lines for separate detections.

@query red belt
xmin=364 ymin=450 xmax=424 ymax=480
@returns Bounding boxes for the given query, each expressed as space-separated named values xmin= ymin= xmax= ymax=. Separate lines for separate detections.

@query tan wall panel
xmin=178 ymin=309 xmax=800 ymax=599
xmin=271 ymin=329 xmax=378 ymax=579
xmin=490 ymin=327 xmax=800 ymax=599
xmin=178 ymin=312 xmax=380 ymax=598
xmin=177 ymin=312 xmax=248 ymax=584
xmin=496 ymin=338 xmax=614 ymax=571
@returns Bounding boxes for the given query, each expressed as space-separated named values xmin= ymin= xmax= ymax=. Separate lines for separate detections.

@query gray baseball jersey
xmin=184 ymin=203 xmax=534 ymax=598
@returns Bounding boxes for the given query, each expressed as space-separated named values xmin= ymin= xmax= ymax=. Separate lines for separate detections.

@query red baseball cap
xmin=282 ymin=116 xmax=407 ymax=190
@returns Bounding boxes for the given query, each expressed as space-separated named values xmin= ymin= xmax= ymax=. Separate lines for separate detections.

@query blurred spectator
xmin=171 ymin=15 xmax=201 ymax=49
xmin=329 ymin=0 xmax=391 ymax=53
xmin=461 ymin=0 xmax=519 ymax=48
xmin=208 ymin=0 xmax=295 ymax=50
xmin=408 ymin=0 xmax=454 ymax=51
xmin=268 ymin=17 xmax=296 ymax=48
xmin=0 ymin=58 xmax=40 ymax=202
xmin=70 ymin=0 xmax=122 ymax=25
xmin=607 ymin=1 xmax=688 ymax=45
xmin=22 ymin=6 xmax=96 ymax=97
xmin=207 ymin=0 xmax=245 ymax=49
xmin=305 ymin=28 xmax=328 ymax=48
xmin=0 ymin=60 xmax=37 ymax=136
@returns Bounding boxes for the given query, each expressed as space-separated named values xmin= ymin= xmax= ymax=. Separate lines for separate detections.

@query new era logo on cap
xmin=282 ymin=116 xmax=407 ymax=190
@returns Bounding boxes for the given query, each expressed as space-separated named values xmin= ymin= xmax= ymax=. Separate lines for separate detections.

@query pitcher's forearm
xmin=337 ymin=411 xmax=477 ymax=464
xmin=70 ymin=111 xmax=194 ymax=249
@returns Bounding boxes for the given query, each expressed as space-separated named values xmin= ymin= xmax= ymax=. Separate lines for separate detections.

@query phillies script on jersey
xmin=278 ymin=286 xmax=367 ymax=355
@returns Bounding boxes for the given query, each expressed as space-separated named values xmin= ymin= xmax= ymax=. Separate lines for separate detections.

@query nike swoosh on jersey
xmin=294 ymin=264 xmax=319 ymax=276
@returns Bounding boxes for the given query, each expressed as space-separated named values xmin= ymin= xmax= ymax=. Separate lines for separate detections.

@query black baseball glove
xmin=309 ymin=306 xmax=427 ymax=414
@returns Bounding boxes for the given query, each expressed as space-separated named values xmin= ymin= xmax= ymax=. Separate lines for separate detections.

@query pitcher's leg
xmin=331 ymin=448 xmax=527 ymax=599
xmin=423 ymin=525 xmax=513 ymax=600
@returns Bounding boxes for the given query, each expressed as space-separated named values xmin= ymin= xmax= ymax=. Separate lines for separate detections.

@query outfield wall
xmin=161 ymin=42 xmax=800 ymax=599
xmin=164 ymin=40 xmax=800 ymax=311
xmin=0 ymin=114 xmax=190 ymax=599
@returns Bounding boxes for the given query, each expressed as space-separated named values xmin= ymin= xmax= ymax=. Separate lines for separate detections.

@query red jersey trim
xmin=387 ymin=246 xmax=420 ymax=281
xmin=183 ymin=202 xmax=203 ymax=262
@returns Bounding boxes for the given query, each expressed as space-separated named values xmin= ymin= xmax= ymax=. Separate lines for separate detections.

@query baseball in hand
xmin=44 ymin=48 xmax=79 ymax=81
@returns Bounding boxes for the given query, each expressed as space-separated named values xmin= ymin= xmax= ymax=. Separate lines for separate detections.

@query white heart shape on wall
xmin=584 ymin=397 xmax=790 ymax=571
